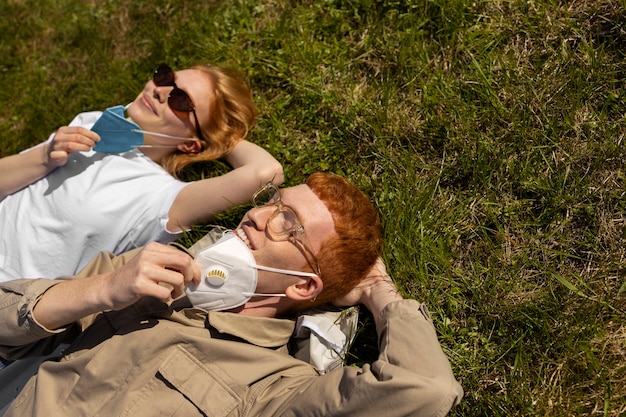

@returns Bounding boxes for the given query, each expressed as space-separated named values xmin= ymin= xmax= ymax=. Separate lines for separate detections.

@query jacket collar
xmin=207 ymin=312 xmax=295 ymax=348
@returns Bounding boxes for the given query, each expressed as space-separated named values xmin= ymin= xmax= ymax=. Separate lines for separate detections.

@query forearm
xmin=373 ymin=300 xmax=463 ymax=414
xmin=270 ymin=300 xmax=463 ymax=417
xmin=168 ymin=140 xmax=284 ymax=229
xmin=337 ymin=258 xmax=405 ymax=328
xmin=32 ymin=273 xmax=113 ymax=330
xmin=224 ymin=140 xmax=284 ymax=186
xmin=362 ymin=281 xmax=404 ymax=327
xmin=0 ymin=279 xmax=83 ymax=357
xmin=0 ymin=145 xmax=54 ymax=201
xmin=33 ymin=244 xmax=196 ymax=330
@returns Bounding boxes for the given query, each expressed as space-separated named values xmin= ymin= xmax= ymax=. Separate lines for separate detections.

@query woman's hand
xmin=46 ymin=126 xmax=100 ymax=167
xmin=0 ymin=127 xmax=99 ymax=201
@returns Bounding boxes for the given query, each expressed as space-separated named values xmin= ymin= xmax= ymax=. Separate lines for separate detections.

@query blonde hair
xmin=160 ymin=64 xmax=258 ymax=177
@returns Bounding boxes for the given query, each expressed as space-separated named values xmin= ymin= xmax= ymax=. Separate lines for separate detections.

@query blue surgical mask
xmin=91 ymin=105 xmax=192 ymax=153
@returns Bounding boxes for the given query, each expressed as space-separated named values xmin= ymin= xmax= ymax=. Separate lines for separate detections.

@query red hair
xmin=299 ymin=172 xmax=382 ymax=309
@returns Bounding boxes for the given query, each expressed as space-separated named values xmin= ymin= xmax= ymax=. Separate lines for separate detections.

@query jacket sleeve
xmin=0 ymin=278 xmax=80 ymax=360
xmin=268 ymin=299 xmax=463 ymax=417
xmin=0 ymin=248 xmax=142 ymax=361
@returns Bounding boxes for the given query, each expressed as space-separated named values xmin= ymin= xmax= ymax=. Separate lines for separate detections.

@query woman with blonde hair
xmin=0 ymin=63 xmax=283 ymax=281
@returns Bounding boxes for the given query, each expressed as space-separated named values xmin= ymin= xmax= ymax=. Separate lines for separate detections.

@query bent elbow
xmin=265 ymin=161 xmax=284 ymax=186
xmin=411 ymin=375 xmax=464 ymax=416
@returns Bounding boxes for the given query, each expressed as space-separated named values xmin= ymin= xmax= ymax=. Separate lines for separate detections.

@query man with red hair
xmin=0 ymin=173 xmax=463 ymax=416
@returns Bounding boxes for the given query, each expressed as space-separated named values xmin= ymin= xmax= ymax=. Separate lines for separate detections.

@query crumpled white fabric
xmin=293 ymin=306 xmax=360 ymax=373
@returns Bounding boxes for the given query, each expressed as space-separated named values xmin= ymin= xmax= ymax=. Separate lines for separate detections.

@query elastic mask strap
xmin=254 ymin=264 xmax=318 ymax=278
xmin=133 ymin=145 xmax=179 ymax=149
xmin=242 ymin=292 xmax=288 ymax=297
xmin=132 ymin=129 xmax=194 ymax=141
xmin=242 ymin=265 xmax=317 ymax=297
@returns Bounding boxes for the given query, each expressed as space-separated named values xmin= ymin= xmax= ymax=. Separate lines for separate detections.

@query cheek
xmin=141 ymin=111 xmax=192 ymax=137
xmin=161 ymin=112 xmax=195 ymax=136
xmin=271 ymin=244 xmax=308 ymax=272
xmin=256 ymin=241 xmax=293 ymax=267
xmin=125 ymin=97 xmax=143 ymax=120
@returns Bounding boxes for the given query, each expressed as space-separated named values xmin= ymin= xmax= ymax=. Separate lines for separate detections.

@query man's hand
xmin=100 ymin=242 xmax=201 ymax=312
xmin=333 ymin=257 xmax=403 ymax=325
xmin=33 ymin=243 xmax=201 ymax=330
xmin=46 ymin=126 xmax=100 ymax=167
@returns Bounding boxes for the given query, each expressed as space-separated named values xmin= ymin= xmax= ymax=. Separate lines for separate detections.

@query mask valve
xmin=206 ymin=266 xmax=228 ymax=287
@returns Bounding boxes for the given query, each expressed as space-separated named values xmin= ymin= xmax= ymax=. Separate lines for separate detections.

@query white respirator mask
xmin=185 ymin=232 xmax=318 ymax=311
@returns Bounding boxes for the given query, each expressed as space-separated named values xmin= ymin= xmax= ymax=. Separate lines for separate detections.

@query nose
xmin=153 ymin=84 xmax=173 ymax=103
xmin=246 ymin=204 xmax=275 ymax=232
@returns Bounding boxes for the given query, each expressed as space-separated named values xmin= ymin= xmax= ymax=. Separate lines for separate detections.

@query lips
xmin=141 ymin=94 xmax=157 ymax=115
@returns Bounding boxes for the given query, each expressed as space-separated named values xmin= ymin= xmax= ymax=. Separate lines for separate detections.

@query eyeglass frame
xmin=153 ymin=63 xmax=206 ymax=142
xmin=252 ymin=182 xmax=322 ymax=277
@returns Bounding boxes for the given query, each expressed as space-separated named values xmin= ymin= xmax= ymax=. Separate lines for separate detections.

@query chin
xmin=225 ymin=305 xmax=246 ymax=314
xmin=125 ymin=101 xmax=140 ymax=120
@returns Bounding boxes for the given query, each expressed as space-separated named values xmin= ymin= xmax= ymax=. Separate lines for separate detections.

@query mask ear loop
xmin=242 ymin=292 xmax=288 ymax=297
xmin=131 ymin=129 xmax=196 ymax=148
xmin=124 ymin=103 xmax=197 ymax=143
xmin=132 ymin=129 xmax=193 ymax=140
xmin=254 ymin=264 xmax=319 ymax=278
xmin=241 ymin=265 xmax=318 ymax=298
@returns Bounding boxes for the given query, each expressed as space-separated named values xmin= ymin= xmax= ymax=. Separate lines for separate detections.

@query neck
xmin=235 ymin=296 xmax=291 ymax=318
xmin=137 ymin=146 xmax=172 ymax=164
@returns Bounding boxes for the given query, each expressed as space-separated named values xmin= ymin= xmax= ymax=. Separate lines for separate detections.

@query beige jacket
xmin=0 ymin=250 xmax=463 ymax=417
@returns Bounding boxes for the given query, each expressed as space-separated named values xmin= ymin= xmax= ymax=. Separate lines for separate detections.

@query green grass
xmin=2 ymin=0 xmax=626 ymax=415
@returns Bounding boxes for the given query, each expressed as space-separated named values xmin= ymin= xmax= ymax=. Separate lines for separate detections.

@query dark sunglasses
xmin=153 ymin=63 xmax=205 ymax=141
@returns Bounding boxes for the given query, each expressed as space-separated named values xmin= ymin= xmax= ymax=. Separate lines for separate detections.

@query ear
xmin=285 ymin=275 xmax=323 ymax=301
xmin=177 ymin=139 xmax=202 ymax=153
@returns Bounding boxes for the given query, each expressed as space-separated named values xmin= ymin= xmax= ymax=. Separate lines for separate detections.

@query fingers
xmin=56 ymin=125 xmax=100 ymax=144
xmin=331 ymin=257 xmax=397 ymax=308
xmin=134 ymin=243 xmax=200 ymax=299
xmin=47 ymin=126 xmax=100 ymax=165
xmin=366 ymin=257 xmax=388 ymax=279
xmin=105 ymin=243 xmax=200 ymax=310
xmin=46 ymin=126 xmax=100 ymax=167
xmin=142 ymin=242 xmax=200 ymax=284
xmin=47 ymin=150 xmax=70 ymax=167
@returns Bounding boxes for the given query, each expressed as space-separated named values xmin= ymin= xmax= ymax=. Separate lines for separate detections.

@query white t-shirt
xmin=0 ymin=111 xmax=188 ymax=281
